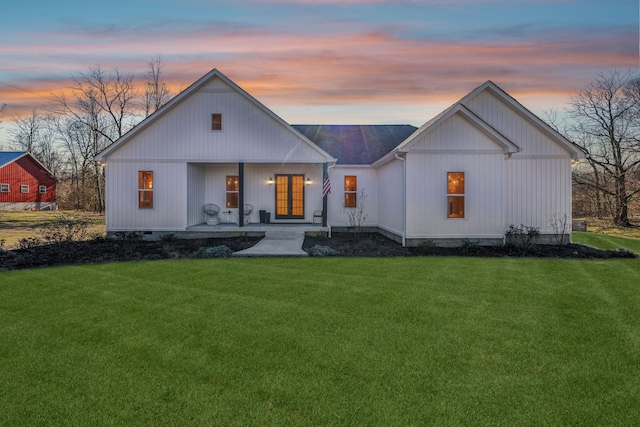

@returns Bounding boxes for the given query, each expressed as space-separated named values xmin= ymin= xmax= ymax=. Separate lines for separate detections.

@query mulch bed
xmin=0 ymin=236 xmax=261 ymax=271
xmin=1 ymin=232 xmax=635 ymax=271
xmin=303 ymin=232 xmax=637 ymax=259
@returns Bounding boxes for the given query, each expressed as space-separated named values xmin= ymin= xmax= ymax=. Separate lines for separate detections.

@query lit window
xmin=344 ymin=176 xmax=357 ymax=208
xmin=21 ymin=185 xmax=29 ymax=194
xmin=447 ymin=172 xmax=464 ymax=218
xmin=0 ymin=184 xmax=8 ymax=193
xmin=212 ymin=113 xmax=222 ymax=131
xmin=226 ymin=175 xmax=238 ymax=208
xmin=39 ymin=185 xmax=47 ymax=194
xmin=138 ymin=171 xmax=153 ymax=209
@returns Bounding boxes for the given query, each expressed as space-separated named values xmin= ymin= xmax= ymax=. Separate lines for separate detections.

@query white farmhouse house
xmin=95 ymin=69 xmax=584 ymax=246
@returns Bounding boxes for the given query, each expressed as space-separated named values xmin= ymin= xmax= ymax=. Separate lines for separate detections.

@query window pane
xmin=39 ymin=185 xmax=46 ymax=194
xmin=138 ymin=171 xmax=153 ymax=189
xmin=276 ymin=176 xmax=288 ymax=215
xmin=447 ymin=172 xmax=464 ymax=195
xmin=139 ymin=191 xmax=153 ymax=209
xmin=344 ymin=176 xmax=357 ymax=192
xmin=448 ymin=196 xmax=464 ymax=218
xmin=212 ymin=114 xmax=222 ymax=130
xmin=226 ymin=192 xmax=238 ymax=209
xmin=226 ymin=176 xmax=238 ymax=191
xmin=345 ymin=193 xmax=357 ymax=208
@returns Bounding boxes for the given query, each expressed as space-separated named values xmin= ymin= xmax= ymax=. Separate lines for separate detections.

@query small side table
xmin=222 ymin=211 xmax=233 ymax=224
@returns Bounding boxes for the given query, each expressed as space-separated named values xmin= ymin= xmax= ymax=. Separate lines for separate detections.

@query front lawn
xmin=573 ymin=231 xmax=640 ymax=254
xmin=1 ymin=257 xmax=639 ymax=425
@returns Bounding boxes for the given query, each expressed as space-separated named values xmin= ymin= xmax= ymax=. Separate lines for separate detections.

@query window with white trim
xmin=39 ymin=185 xmax=47 ymax=194
xmin=0 ymin=184 xmax=8 ymax=193
xmin=447 ymin=172 xmax=465 ymax=218
xmin=21 ymin=185 xmax=29 ymax=194
xmin=138 ymin=171 xmax=153 ymax=209
xmin=344 ymin=176 xmax=357 ymax=208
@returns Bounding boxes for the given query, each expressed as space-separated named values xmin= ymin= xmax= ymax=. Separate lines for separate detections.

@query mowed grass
xmin=573 ymin=231 xmax=640 ymax=254
xmin=1 ymin=257 xmax=639 ymax=425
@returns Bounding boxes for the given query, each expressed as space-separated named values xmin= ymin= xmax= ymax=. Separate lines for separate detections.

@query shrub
xmin=18 ymin=237 xmax=41 ymax=250
xmin=307 ymin=244 xmax=338 ymax=257
xmin=193 ymin=246 xmax=233 ymax=258
xmin=460 ymin=239 xmax=483 ymax=255
xmin=505 ymin=224 xmax=540 ymax=248
xmin=40 ymin=212 xmax=91 ymax=244
xmin=160 ymin=233 xmax=177 ymax=242
xmin=111 ymin=231 xmax=143 ymax=241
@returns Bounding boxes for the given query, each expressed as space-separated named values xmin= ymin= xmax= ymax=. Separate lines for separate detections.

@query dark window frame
xmin=344 ymin=175 xmax=357 ymax=208
xmin=138 ymin=171 xmax=154 ymax=209
xmin=447 ymin=171 xmax=465 ymax=219
xmin=211 ymin=113 xmax=222 ymax=131
xmin=226 ymin=175 xmax=239 ymax=208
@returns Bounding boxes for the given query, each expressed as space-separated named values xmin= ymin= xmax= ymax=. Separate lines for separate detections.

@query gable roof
xmin=292 ymin=125 xmax=417 ymax=165
xmin=0 ymin=151 xmax=26 ymax=168
xmin=0 ymin=151 xmax=56 ymax=179
xmin=460 ymin=81 xmax=585 ymax=158
xmin=374 ymin=80 xmax=585 ymax=167
xmin=95 ymin=69 xmax=336 ymax=163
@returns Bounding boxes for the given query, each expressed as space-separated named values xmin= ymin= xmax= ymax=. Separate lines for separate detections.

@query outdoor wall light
xmin=267 ymin=177 xmax=274 ymax=185
xmin=305 ymin=178 xmax=312 ymax=185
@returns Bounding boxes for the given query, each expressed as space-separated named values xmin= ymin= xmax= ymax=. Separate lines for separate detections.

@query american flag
xmin=322 ymin=173 xmax=331 ymax=197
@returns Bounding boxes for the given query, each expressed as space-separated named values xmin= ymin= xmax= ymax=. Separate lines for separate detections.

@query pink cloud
xmin=0 ymin=23 xmax=635 ymax=125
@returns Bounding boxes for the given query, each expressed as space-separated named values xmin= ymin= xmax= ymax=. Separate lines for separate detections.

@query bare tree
xmin=0 ymin=103 xmax=6 ymax=125
xmin=9 ymin=109 xmax=62 ymax=176
xmin=143 ymin=56 xmax=172 ymax=117
xmin=567 ymin=70 xmax=640 ymax=226
xmin=49 ymin=66 xmax=138 ymax=212
xmin=51 ymin=66 xmax=138 ymax=145
xmin=341 ymin=189 xmax=368 ymax=242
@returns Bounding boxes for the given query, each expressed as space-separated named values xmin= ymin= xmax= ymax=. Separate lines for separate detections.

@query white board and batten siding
xmin=505 ymin=159 xmax=572 ymax=233
xmin=102 ymin=73 xmax=333 ymax=231
xmin=403 ymin=111 xmax=507 ymax=240
xmin=106 ymin=162 xmax=188 ymax=231
xmin=326 ymin=166 xmax=378 ymax=228
xmin=465 ymin=89 xmax=574 ymax=232
xmin=376 ymin=160 xmax=404 ymax=236
xmin=105 ymin=76 xmax=326 ymax=164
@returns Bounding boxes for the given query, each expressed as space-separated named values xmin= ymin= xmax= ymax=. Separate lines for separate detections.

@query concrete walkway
xmin=233 ymin=228 xmax=309 ymax=257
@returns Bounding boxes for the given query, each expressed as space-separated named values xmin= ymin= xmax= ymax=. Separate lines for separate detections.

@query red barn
xmin=0 ymin=152 xmax=57 ymax=210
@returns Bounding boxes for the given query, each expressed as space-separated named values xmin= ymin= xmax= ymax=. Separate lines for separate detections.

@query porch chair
xmin=313 ymin=210 xmax=323 ymax=225
xmin=242 ymin=204 xmax=253 ymax=225
xmin=203 ymin=204 xmax=220 ymax=225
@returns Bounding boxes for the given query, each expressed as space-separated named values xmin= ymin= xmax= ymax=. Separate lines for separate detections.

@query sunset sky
xmin=0 ymin=0 xmax=637 ymax=146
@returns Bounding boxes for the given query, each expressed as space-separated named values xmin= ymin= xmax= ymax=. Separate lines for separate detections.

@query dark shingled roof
xmin=292 ymin=125 xmax=418 ymax=165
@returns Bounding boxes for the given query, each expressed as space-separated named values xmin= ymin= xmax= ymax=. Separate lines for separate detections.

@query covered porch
xmin=186 ymin=162 xmax=330 ymax=229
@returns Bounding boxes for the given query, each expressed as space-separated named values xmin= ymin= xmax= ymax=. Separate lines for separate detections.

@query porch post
xmin=322 ymin=163 xmax=328 ymax=227
xmin=238 ymin=162 xmax=244 ymax=227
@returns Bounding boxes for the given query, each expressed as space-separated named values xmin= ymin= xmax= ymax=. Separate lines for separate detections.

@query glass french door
xmin=275 ymin=174 xmax=305 ymax=219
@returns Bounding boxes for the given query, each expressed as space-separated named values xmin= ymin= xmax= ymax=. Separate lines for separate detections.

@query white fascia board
xmin=463 ymin=81 xmax=586 ymax=158
xmin=95 ymin=69 xmax=337 ymax=163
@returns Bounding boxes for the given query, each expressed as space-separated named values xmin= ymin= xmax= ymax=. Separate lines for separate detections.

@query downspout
xmin=395 ymin=153 xmax=406 ymax=247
